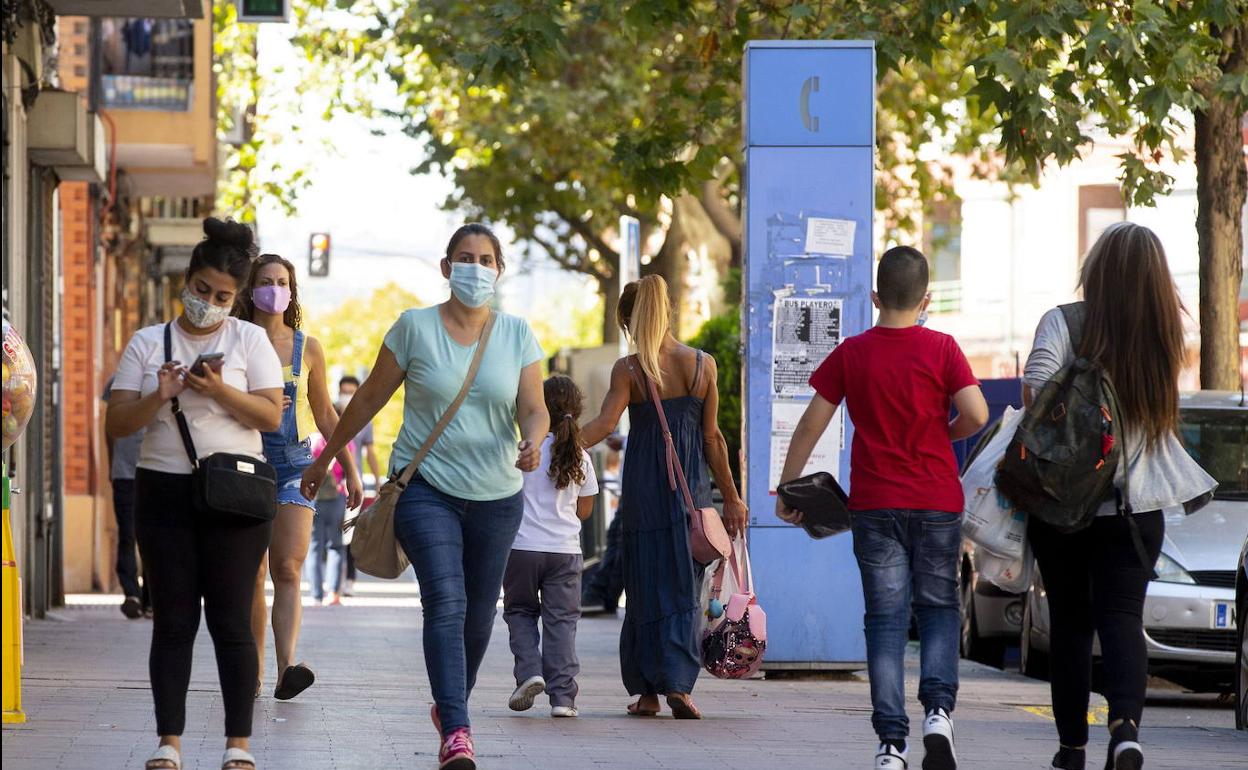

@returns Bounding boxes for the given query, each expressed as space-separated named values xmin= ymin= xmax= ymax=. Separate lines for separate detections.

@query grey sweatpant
xmin=502 ymin=550 xmax=583 ymax=707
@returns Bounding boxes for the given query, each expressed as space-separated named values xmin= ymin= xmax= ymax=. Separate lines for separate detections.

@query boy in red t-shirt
xmin=777 ymin=246 xmax=988 ymax=770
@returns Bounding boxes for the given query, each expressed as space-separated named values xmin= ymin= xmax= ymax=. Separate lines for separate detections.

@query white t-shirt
xmin=513 ymin=434 xmax=600 ymax=554
xmin=112 ymin=318 xmax=284 ymax=474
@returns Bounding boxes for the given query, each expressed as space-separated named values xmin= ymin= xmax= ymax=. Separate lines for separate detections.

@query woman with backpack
xmin=581 ymin=275 xmax=748 ymax=720
xmin=300 ymin=223 xmax=548 ymax=770
xmin=1022 ymin=222 xmax=1215 ymax=770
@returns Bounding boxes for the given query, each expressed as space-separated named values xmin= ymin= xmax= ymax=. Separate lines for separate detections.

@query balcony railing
xmin=101 ymin=74 xmax=192 ymax=111
xmin=929 ymin=279 xmax=963 ymax=314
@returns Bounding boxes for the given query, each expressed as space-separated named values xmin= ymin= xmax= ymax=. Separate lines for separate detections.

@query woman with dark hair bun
xmin=301 ymin=223 xmax=548 ymax=770
xmin=106 ymin=217 xmax=284 ymax=770
xmin=236 ymin=254 xmax=364 ymax=701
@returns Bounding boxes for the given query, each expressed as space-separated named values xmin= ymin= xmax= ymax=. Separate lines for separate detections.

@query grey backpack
xmin=996 ymin=303 xmax=1127 ymax=533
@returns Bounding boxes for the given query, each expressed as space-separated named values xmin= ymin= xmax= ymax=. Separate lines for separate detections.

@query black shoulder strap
xmin=1058 ymin=302 xmax=1086 ymax=357
xmin=165 ymin=323 xmax=199 ymax=469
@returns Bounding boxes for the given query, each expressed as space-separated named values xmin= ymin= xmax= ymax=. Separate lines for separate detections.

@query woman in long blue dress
xmin=582 ymin=275 xmax=748 ymax=718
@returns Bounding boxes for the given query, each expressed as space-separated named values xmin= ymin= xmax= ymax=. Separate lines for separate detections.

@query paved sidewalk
xmin=2 ymin=582 xmax=1244 ymax=770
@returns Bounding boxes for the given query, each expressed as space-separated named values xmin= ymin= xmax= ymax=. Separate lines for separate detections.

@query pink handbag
xmin=645 ymin=374 xmax=732 ymax=565
xmin=702 ymin=534 xmax=767 ymax=679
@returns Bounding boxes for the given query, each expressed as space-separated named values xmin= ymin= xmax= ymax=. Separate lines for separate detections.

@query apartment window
xmin=1078 ymin=185 xmax=1125 ymax=260
xmin=924 ymin=199 xmax=962 ymax=313
xmin=99 ymin=18 xmax=194 ymax=111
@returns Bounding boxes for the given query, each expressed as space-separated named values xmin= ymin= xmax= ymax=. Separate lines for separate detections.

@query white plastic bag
xmin=977 ymin=540 xmax=1034 ymax=594
xmin=961 ymin=406 xmax=1027 ymax=559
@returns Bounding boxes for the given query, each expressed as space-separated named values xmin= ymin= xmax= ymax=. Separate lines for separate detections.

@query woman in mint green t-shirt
xmin=302 ymin=224 xmax=548 ymax=770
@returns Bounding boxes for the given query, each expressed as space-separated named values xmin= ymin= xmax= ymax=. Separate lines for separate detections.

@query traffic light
xmin=308 ymin=233 xmax=330 ymax=277
xmin=236 ymin=0 xmax=290 ymax=22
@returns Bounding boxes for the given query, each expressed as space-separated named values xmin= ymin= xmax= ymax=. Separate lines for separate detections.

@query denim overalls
xmin=262 ymin=329 xmax=315 ymax=510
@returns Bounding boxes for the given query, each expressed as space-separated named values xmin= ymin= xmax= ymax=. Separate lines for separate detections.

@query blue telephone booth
xmin=743 ymin=40 xmax=875 ymax=668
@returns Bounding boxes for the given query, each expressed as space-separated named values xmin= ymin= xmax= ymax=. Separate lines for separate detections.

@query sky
xmin=251 ymin=22 xmax=596 ymax=320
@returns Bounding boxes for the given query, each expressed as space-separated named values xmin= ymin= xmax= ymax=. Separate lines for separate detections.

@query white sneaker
xmin=507 ymin=675 xmax=546 ymax=712
xmin=875 ymin=742 xmax=908 ymax=769
xmin=551 ymin=705 xmax=578 ymax=718
xmin=922 ymin=708 xmax=957 ymax=770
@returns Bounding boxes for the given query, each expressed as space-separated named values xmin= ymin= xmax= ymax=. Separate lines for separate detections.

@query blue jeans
xmin=851 ymin=509 xmax=961 ymax=740
xmin=306 ymin=494 xmax=347 ymax=601
xmin=393 ymin=475 xmax=523 ymax=736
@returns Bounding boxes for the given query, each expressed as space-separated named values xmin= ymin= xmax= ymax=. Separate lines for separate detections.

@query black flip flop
xmin=274 ymin=663 xmax=315 ymax=700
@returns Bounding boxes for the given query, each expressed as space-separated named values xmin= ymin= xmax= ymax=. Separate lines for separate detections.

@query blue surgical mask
xmin=449 ymin=262 xmax=497 ymax=308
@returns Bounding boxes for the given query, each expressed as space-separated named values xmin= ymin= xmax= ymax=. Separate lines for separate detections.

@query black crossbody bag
xmin=165 ymin=323 xmax=277 ymax=522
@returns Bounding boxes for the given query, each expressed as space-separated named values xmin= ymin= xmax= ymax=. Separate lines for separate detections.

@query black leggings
xmin=135 ymin=469 xmax=272 ymax=737
xmin=1029 ymin=511 xmax=1164 ymax=747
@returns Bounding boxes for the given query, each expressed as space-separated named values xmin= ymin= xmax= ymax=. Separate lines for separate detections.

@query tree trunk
xmin=648 ymin=194 xmax=734 ymax=337
xmin=1193 ymin=95 xmax=1246 ymax=390
xmin=599 ymin=267 xmax=621 ymax=345
xmin=699 ymin=180 xmax=742 ymax=268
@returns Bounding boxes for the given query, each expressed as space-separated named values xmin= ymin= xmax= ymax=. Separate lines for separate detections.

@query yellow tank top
xmin=282 ymin=333 xmax=316 ymax=442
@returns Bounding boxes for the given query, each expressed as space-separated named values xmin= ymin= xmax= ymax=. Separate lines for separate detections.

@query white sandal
xmin=144 ymin=744 xmax=181 ymax=770
xmin=221 ymin=748 xmax=256 ymax=769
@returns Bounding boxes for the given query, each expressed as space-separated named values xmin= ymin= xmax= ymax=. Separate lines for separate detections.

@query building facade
xmin=2 ymin=0 xmax=216 ymax=614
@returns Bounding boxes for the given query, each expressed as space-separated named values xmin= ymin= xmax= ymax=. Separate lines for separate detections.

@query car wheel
xmin=1236 ymin=585 xmax=1247 ymax=730
xmin=961 ymin=563 xmax=1006 ymax=669
xmin=1020 ymin=589 xmax=1049 ymax=681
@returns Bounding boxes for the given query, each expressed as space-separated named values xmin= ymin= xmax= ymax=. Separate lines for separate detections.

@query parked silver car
xmin=960 ymin=539 xmax=1023 ymax=668
xmin=1014 ymin=391 xmax=1246 ymax=692
xmin=1236 ymin=530 xmax=1247 ymax=729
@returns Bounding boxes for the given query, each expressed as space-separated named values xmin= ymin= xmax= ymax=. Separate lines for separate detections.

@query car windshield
xmin=1178 ymin=409 xmax=1248 ymax=500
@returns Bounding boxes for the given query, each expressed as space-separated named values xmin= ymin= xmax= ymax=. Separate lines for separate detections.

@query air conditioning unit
xmin=28 ymin=90 xmax=105 ymax=184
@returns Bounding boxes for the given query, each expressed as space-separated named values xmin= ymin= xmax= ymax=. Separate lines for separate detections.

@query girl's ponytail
xmin=544 ymin=375 xmax=587 ymax=490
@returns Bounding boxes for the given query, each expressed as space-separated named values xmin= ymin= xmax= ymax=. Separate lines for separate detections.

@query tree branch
xmin=530 ymin=230 xmax=608 ymax=283
xmin=550 ymin=204 xmax=620 ymax=267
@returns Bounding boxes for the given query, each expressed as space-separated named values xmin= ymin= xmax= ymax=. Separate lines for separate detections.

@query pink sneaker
xmin=438 ymin=727 xmax=475 ymax=770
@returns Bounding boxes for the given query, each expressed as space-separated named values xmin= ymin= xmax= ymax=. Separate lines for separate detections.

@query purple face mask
xmin=252 ymin=285 xmax=292 ymax=315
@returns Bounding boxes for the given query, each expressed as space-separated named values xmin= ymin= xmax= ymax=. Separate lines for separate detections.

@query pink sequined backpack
xmin=701 ymin=535 xmax=767 ymax=679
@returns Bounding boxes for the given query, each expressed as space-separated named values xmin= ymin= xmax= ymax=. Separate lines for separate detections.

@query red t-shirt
xmin=809 ymin=325 xmax=978 ymax=513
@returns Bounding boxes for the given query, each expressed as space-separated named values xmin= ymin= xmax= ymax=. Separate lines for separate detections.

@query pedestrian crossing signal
xmin=308 ymin=233 xmax=330 ymax=277
xmin=237 ymin=0 xmax=289 ymax=23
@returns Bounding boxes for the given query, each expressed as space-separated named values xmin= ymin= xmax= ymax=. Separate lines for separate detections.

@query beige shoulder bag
xmin=342 ymin=311 xmax=497 ymax=578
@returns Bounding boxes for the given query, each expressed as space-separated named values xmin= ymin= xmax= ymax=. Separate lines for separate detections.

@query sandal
xmin=144 ymin=744 xmax=181 ymax=770
xmin=626 ymin=699 xmax=660 ymax=717
xmin=273 ymin=663 xmax=315 ymax=700
xmin=221 ymin=748 xmax=256 ymax=769
xmin=666 ymin=693 xmax=702 ymax=720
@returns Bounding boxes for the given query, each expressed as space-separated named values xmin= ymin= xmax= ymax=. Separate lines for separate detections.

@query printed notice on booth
xmin=805 ymin=217 xmax=856 ymax=256
xmin=769 ymin=401 xmax=843 ymax=493
xmin=771 ymin=296 xmax=842 ymax=397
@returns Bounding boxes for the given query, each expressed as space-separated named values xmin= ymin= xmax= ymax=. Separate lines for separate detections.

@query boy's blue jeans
xmin=393 ymin=476 xmax=523 ymax=737
xmin=851 ymin=509 xmax=961 ymax=741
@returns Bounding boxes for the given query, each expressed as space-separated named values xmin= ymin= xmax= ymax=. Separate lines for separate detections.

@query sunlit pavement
xmin=2 ymin=577 xmax=1244 ymax=770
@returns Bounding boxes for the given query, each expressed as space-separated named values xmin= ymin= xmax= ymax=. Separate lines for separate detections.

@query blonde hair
xmin=617 ymin=275 xmax=671 ymax=387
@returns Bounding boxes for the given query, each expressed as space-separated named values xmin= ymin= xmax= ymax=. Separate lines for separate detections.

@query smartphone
xmin=189 ymin=352 xmax=225 ymax=377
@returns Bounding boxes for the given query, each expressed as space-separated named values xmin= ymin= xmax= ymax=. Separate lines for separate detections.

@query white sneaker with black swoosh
xmin=922 ymin=708 xmax=957 ymax=769
xmin=875 ymin=742 xmax=908 ymax=769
